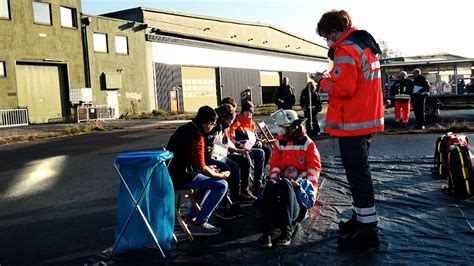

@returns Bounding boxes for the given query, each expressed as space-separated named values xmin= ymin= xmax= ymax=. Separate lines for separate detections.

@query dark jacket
xmin=412 ymin=75 xmax=430 ymax=94
xmin=273 ymin=85 xmax=296 ymax=110
xmin=166 ymin=121 xmax=203 ymax=188
xmin=391 ymin=78 xmax=413 ymax=102
xmin=203 ymin=119 xmax=230 ymax=157
xmin=300 ymin=87 xmax=322 ymax=112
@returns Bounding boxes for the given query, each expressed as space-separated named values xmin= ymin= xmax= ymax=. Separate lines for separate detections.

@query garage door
xmin=16 ymin=64 xmax=63 ymax=123
xmin=260 ymin=71 xmax=280 ymax=104
xmin=181 ymin=66 xmax=217 ymax=112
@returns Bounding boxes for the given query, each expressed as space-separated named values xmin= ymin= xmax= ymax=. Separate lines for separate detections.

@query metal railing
xmin=77 ymin=105 xmax=116 ymax=122
xmin=0 ymin=109 xmax=29 ymax=128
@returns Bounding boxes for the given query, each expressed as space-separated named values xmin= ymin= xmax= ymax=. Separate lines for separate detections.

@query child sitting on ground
xmin=257 ymin=165 xmax=316 ymax=248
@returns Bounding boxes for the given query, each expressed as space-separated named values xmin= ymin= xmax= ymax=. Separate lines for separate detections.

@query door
xmin=181 ymin=66 xmax=218 ymax=112
xmin=107 ymin=91 xmax=119 ymax=118
xmin=16 ymin=64 xmax=63 ymax=123
xmin=260 ymin=71 xmax=280 ymax=104
xmin=170 ymin=89 xmax=178 ymax=113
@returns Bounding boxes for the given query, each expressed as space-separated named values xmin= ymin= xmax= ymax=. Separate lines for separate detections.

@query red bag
xmin=432 ymin=132 xmax=469 ymax=177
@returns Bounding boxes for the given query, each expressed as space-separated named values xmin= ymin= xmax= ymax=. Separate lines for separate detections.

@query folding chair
xmin=112 ymin=150 xmax=174 ymax=258
xmin=174 ymin=189 xmax=233 ymax=241
xmin=174 ymin=189 xmax=201 ymax=241
xmin=256 ymin=120 xmax=277 ymax=145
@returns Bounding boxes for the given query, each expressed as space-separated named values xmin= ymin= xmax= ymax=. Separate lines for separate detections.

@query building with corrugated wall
xmin=103 ymin=7 xmax=328 ymax=112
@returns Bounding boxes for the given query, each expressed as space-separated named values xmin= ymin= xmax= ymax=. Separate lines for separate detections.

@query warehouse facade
xmin=104 ymin=7 xmax=328 ymax=112
xmin=1 ymin=2 xmax=328 ymax=124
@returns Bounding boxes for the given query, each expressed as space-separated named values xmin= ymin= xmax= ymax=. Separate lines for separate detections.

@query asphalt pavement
xmin=0 ymin=107 xmax=473 ymax=265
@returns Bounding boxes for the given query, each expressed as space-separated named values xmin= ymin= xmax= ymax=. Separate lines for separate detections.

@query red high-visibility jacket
xmin=269 ymin=135 xmax=321 ymax=191
xmin=319 ymin=27 xmax=384 ymax=137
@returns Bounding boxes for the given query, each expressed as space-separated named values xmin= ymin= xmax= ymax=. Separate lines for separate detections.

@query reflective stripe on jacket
xmin=319 ymin=27 xmax=385 ymax=137
xmin=269 ymin=135 xmax=321 ymax=191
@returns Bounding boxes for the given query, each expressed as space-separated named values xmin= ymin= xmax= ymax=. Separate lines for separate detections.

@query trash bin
xmin=88 ymin=107 xmax=97 ymax=120
xmin=113 ymin=150 xmax=175 ymax=256
xmin=240 ymin=88 xmax=252 ymax=106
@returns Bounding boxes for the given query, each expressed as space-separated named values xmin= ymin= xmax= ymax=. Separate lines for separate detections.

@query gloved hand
xmin=309 ymin=72 xmax=328 ymax=83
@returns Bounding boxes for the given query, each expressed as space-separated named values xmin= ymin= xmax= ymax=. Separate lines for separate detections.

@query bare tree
xmin=378 ymin=39 xmax=401 ymax=59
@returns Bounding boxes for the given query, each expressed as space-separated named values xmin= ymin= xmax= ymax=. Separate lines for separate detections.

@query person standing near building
xmin=310 ymin=9 xmax=384 ymax=249
xmin=391 ymin=71 xmax=412 ymax=128
xmin=300 ymin=81 xmax=322 ymax=135
xmin=273 ymin=76 xmax=296 ymax=110
xmin=411 ymin=68 xmax=430 ymax=129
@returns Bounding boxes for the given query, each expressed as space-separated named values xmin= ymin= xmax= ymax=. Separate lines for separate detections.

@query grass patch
xmin=429 ymin=121 xmax=474 ymax=133
xmin=253 ymin=104 xmax=278 ymax=116
xmin=384 ymin=121 xmax=474 ymax=135
xmin=0 ymin=121 xmax=109 ymax=145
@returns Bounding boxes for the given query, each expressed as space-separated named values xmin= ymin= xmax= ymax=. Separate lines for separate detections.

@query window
xmin=0 ymin=0 xmax=10 ymax=19
xmin=115 ymin=36 xmax=128 ymax=55
xmin=93 ymin=33 xmax=108 ymax=53
xmin=60 ymin=6 xmax=77 ymax=28
xmin=33 ymin=2 xmax=51 ymax=25
xmin=0 ymin=61 xmax=6 ymax=77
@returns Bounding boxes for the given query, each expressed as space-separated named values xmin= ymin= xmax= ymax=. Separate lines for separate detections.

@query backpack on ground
xmin=445 ymin=144 xmax=474 ymax=198
xmin=431 ymin=132 xmax=469 ymax=177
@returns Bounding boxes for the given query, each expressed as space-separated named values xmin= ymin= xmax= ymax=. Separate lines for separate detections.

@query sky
xmin=81 ymin=0 xmax=474 ymax=58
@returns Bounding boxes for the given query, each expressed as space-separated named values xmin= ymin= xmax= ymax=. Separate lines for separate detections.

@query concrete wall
xmin=0 ymin=0 xmax=84 ymax=110
xmin=105 ymin=7 xmax=327 ymax=59
xmin=84 ymin=16 xmax=150 ymax=116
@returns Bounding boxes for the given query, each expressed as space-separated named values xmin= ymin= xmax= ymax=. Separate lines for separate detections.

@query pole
xmin=308 ymin=85 xmax=313 ymax=131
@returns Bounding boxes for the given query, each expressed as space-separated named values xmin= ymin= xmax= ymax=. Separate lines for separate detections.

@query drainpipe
xmin=81 ymin=16 xmax=91 ymax=88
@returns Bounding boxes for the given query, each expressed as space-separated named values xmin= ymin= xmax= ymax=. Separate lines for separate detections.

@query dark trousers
xmin=227 ymin=153 xmax=251 ymax=193
xmin=261 ymin=145 xmax=271 ymax=169
xmin=261 ymin=179 xmax=304 ymax=234
xmin=304 ymin=110 xmax=320 ymax=135
xmin=339 ymin=136 xmax=375 ymax=209
xmin=250 ymin=145 xmax=271 ymax=187
xmin=412 ymin=93 xmax=427 ymax=126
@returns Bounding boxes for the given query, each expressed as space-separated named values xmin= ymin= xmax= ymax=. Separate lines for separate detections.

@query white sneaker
xmin=188 ymin=222 xmax=222 ymax=236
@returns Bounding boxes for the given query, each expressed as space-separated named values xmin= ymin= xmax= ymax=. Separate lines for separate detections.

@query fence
xmin=77 ymin=105 xmax=116 ymax=123
xmin=0 ymin=109 xmax=29 ymax=128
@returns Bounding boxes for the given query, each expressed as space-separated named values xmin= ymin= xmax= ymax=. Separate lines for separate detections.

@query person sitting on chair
xmin=204 ymin=103 xmax=252 ymax=219
xmin=230 ymin=100 xmax=272 ymax=198
xmin=166 ymin=106 xmax=230 ymax=236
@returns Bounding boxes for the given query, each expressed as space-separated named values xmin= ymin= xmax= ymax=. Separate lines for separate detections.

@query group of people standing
xmin=273 ymin=77 xmax=323 ymax=136
xmin=166 ymin=9 xmax=384 ymax=250
xmin=391 ymin=69 xmax=431 ymax=129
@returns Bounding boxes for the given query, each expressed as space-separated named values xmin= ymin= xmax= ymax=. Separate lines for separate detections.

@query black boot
xmin=337 ymin=223 xmax=379 ymax=250
xmin=338 ymin=211 xmax=357 ymax=234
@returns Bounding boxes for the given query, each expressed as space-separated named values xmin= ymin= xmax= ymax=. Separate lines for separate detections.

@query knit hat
xmin=241 ymin=100 xmax=254 ymax=113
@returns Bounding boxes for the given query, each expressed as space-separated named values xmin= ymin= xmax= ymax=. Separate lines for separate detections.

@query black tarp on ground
xmin=90 ymin=155 xmax=474 ymax=265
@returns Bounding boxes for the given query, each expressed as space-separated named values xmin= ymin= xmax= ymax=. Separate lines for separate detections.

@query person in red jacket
xmin=257 ymin=109 xmax=321 ymax=247
xmin=229 ymin=100 xmax=271 ymax=196
xmin=269 ymin=109 xmax=321 ymax=191
xmin=310 ymin=10 xmax=384 ymax=249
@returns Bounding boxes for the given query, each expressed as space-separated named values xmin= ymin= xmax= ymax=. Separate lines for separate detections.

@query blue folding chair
xmin=112 ymin=150 xmax=174 ymax=258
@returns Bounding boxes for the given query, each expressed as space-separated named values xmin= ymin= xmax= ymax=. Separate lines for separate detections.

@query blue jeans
xmin=182 ymin=174 xmax=228 ymax=224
